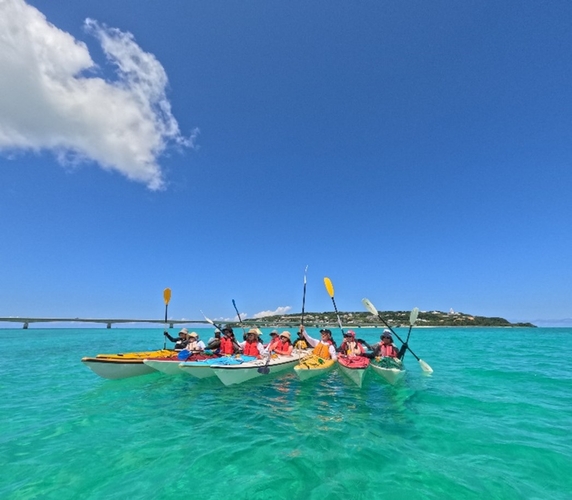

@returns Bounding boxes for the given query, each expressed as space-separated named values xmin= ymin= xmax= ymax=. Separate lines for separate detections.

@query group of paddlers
xmin=164 ymin=324 xmax=404 ymax=362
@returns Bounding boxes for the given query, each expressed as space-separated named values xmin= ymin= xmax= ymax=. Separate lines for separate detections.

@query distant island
xmin=231 ymin=310 xmax=536 ymax=328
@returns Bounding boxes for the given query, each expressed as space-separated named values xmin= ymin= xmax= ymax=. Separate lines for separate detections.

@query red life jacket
xmin=379 ymin=344 xmax=398 ymax=358
xmin=220 ymin=337 xmax=235 ymax=355
xmin=242 ymin=341 xmax=260 ymax=357
xmin=273 ymin=339 xmax=292 ymax=355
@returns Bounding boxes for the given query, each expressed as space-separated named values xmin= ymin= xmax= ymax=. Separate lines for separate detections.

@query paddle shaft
xmin=232 ymin=299 xmax=246 ymax=335
xmin=163 ymin=288 xmax=171 ymax=349
xmin=301 ymin=265 xmax=308 ymax=326
xmin=374 ymin=314 xmax=424 ymax=364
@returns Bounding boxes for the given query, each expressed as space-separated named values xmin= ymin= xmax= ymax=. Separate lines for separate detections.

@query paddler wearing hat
xmin=269 ymin=331 xmax=293 ymax=356
xmin=299 ymin=325 xmax=338 ymax=361
xmin=185 ymin=332 xmax=205 ymax=353
xmin=238 ymin=328 xmax=268 ymax=358
xmin=164 ymin=328 xmax=191 ymax=351
xmin=338 ymin=330 xmax=365 ymax=357
xmin=372 ymin=330 xmax=399 ymax=358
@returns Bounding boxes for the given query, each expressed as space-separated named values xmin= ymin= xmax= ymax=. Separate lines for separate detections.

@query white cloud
xmin=252 ymin=306 xmax=292 ymax=319
xmin=0 ymin=0 xmax=196 ymax=190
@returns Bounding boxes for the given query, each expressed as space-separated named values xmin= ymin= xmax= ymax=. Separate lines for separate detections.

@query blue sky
xmin=1 ymin=0 xmax=571 ymax=327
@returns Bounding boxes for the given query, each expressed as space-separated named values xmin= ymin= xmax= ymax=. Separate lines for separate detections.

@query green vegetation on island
xmin=231 ymin=310 xmax=536 ymax=328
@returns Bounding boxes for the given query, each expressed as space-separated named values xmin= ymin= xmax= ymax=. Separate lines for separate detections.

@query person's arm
xmin=164 ymin=331 xmax=177 ymax=343
xmin=301 ymin=327 xmax=318 ymax=347
xmin=257 ymin=343 xmax=268 ymax=357
xmin=357 ymin=338 xmax=373 ymax=350
xmin=329 ymin=344 xmax=338 ymax=361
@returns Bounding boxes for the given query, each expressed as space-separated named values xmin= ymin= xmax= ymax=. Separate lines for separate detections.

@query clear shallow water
xmin=1 ymin=326 xmax=571 ymax=499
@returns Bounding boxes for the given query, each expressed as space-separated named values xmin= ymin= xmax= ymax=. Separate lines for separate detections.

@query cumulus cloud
xmin=0 ymin=0 xmax=195 ymax=190
xmin=252 ymin=306 xmax=292 ymax=319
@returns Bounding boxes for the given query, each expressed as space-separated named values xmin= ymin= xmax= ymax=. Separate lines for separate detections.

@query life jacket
xmin=273 ymin=339 xmax=292 ymax=355
xmin=220 ymin=337 xmax=235 ymax=355
xmin=266 ymin=338 xmax=280 ymax=351
xmin=343 ymin=340 xmax=363 ymax=357
xmin=379 ymin=344 xmax=398 ymax=358
xmin=242 ymin=341 xmax=260 ymax=357
xmin=293 ymin=339 xmax=308 ymax=350
xmin=187 ymin=340 xmax=201 ymax=351
xmin=313 ymin=342 xmax=332 ymax=359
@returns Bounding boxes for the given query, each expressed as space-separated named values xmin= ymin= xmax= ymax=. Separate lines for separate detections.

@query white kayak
xmin=179 ymin=355 xmax=257 ymax=379
xmin=370 ymin=357 xmax=406 ymax=385
xmin=211 ymin=352 xmax=302 ymax=386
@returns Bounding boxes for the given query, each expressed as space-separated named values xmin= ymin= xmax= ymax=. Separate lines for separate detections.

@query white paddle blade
xmin=419 ymin=359 xmax=433 ymax=373
xmin=304 ymin=265 xmax=308 ymax=284
xmin=409 ymin=307 xmax=419 ymax=325
xmin=200 ymin=310 xmax=215 ymax=325
xmin=362 ymin=298 xmax=378 ymax=316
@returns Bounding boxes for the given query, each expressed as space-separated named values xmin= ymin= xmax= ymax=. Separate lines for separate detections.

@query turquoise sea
xmin=1 ymin=326 xmax=570 ymax=499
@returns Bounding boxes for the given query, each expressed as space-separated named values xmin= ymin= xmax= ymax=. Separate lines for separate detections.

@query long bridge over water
xmin=0 ymin=317 xmax=384 ymax=329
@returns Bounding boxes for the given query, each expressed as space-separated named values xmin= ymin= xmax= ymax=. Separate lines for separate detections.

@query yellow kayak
xmin=294 ymin=355 xmax=336 ymax=381
xmin=82 ymin=350 xmax=175 ymax=379
xmin=95 ymin=349 xmax=174 ymax=360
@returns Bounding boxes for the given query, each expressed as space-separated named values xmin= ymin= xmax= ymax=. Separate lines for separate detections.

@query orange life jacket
xmin=220 ymin=337 xmax=235 ymax=355
xmin=242 ymin=341 xmax=260 ymax=357
xmin=273 ymin=339 xmax=292 ymax=355
xmin=313 ymin=342 xmax=331 ymax=359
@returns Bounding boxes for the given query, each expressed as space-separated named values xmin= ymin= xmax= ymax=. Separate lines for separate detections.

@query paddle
xmin=301 ymin=265 xmax=308 ymax=326
xmin=232 ymin=299 xmax=246 ymax=337
xmin=324 ymin=277 xmax=345 ymax=335
xmin=362 ymin=298 xmax=433 ymax=373
xmin=200 ymin=310 xmax=224 ymax=331
xmin=163 ymin=288 xmax=171 ymax=349
xmin=400 ymin=307 xmax=420 ymax=358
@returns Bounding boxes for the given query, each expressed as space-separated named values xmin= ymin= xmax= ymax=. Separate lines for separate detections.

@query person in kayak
xmin=238 ymin=328 xmax=267 ymax=358
xmin=300 ymin=326 xmax=337 ymax=361
xmin=265 ymin=330 xmax=280 ymax=350
xmin=164 ymin=328 xmax=191 ymax=351
xmin=219 ymin=326 xmax=241 ymax=355
xmin=206 ymin=330 xmax=221 ymax=350
xmin=185 ymin=332 xmax=206 ymax=352
xmin=338 ymin=330 xmax=365 ymax=357
xmin=270 ymin=331 xmax=293 ymax=356
xmin=371 ymin=330 xmax=400 ymax=358
xmin=293 ymin=330 xmax=309 ymax=350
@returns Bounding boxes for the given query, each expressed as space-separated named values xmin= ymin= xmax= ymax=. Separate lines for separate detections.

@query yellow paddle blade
xmin=324 ymin=277 xmax=334 ymax=298
xmin=163 ymin=288 xmax=172 ymax=305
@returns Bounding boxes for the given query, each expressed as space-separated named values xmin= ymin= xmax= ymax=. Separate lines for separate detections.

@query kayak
xmin=81 ymin=349 xmax=174 ymax=380
xmin=370 ymin=357 xmax=406 ymax=385
xmin=338 ymin=355 xmax=370 ymax=388
xmin=294 ymin=354 xmax=336 ymax=381
xmin=179 ymin=355 xmax=257 ymax=379
xmin=143 ymin=352 xmax=219 ymax=375
xmin=212 ymin=353 xmax=301 ymax=386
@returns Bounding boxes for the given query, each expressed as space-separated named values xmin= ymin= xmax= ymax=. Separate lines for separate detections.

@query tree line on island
xmin=229 ymin=310 xmax=535 ymax=328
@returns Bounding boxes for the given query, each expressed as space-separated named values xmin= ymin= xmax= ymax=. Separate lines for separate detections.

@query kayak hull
xmin=212 ymin=354 xmax=300 ymax=386
xmin=370 ymin=358 xmax=406 ymax=385
xmin=144 ymin=353 xmax=219 ymax=375
xmin=178 ymin=355 xmax=256 ymax=379
xmin=81 ymin=357 xmax=157 ymax=380
xmin=338 ymin=355 xmax=370 ymax=388
xmin=294 ymin=355 xmax=336 ymax=381
xmin=81 ymin=349 xmax=174 ymax=379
